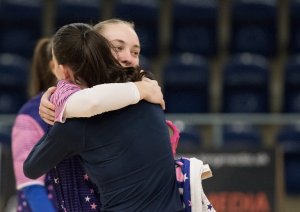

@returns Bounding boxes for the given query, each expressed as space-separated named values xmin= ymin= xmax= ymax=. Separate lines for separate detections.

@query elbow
xmin=81 ymin=98 xmax=104 ymax=117
xmin=86 ymin=99 xmax=104 ymax=114
xmin=23 ymin=162 xmax=40 ymax=179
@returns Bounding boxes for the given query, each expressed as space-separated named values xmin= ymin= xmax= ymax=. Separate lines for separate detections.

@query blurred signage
xmin=180 ymin=149 xmax=281 ymax=212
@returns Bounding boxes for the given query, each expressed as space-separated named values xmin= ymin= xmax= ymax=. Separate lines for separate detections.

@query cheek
xmin=53 ymin=70 xmax=60 ymax=79
xmin=133 ymin=58 xmax=139 ymax=67
xmin=111 ymin=50 xmax=119 ymax=60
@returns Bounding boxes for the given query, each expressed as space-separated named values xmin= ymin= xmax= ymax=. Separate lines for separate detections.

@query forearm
xmin=63 ymin=82 xmax=140 ymax=120
xmin=23 ymin=133 xmax=58 ymax=179
xmin=24 ymin=121 xmax=83 ymax=179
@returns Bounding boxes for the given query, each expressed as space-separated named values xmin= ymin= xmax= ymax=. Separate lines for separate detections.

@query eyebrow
xmin=111 ymin=39 xmax=140 ymax=49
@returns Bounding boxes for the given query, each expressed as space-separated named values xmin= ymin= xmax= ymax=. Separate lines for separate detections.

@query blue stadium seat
xmin=283 ymin=55 xmax=300 ymax=112
xmin=56 ymin=0 xmax=102 ymax=27
xmin=0 ymin=0 xmax=42 ymax=58
xmin=0 ymin=125 xmax=12 ymax=146
xmin=222 ymin=53 xmax=270 ymax=113
xmin=113 ymin=0 xmax=160 ymax=57
xmin=0 ymin=53 xmax=28 ymax=113
xmin=222 ymin=123 xmax=262 ymax=149
xmin=277 ymin=124 xmax=300 ymax=194
xmin=163 ymin=53 xmax=210 ymax=113
xmin=289 ymin=0 xmax=300 ymax=53
xmin=173 ymin=120 xmax=202 ymax=153
xmin=171 ymin=0 xmax=218 ymax=57
xmin=230 ymin=0 xmax=277 ymax=57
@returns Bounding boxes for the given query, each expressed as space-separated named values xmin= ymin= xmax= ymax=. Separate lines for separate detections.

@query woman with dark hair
xmin=13 ymin=21 xmax=166 ymax=212
xmin=24 ymin=23 xmax=183 ymax=211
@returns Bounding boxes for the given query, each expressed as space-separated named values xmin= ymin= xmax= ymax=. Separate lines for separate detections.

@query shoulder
xmin=55 ymin=80 xmax=81 ymax=97
xmin=17 ymin=94 xmax=47 ymax=128
xmin=50 ymin=80 xmax=81 ymax=107
xmin=18 ymin=94 xmax=42 ymax=115
xmin=50 ymin=118 xmax=86 ymax=142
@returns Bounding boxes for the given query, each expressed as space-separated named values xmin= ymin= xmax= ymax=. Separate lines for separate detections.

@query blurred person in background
xmin=11 ymin=38 xmax=57 ymax=212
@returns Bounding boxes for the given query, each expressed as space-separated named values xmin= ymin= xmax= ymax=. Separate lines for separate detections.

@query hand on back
xmin=135 ymin=77 xmax=165 ymax=110
xmin=39 ymin=86 xmax=56 ymax=125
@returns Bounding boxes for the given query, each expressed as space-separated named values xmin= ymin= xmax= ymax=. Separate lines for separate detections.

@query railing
xmin=2 ymin=113 xmax=300 ymax=147
xmin=0 ymin=114 xmax=16 ymax=127
xmin=166 ymin=113 xmax=300 ymax=148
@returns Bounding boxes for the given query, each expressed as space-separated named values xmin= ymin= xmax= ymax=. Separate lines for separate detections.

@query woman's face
xmin=101 ymin=23 xmax=140 ymax=68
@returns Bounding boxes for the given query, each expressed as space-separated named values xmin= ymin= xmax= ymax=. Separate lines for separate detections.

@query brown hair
xmin=52 ymin=23 xmax=147 ymax=87
xmin=28 ymin=38 xmax=56 ymax=97
xmin=93 ymin=18 xmax=135 ymax=34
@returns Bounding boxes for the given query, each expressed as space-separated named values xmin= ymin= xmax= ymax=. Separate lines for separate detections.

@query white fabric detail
xmin=63 ymin=82 xmax=140 ymax=119
xmin=17 ymin=181 xmax=45 ymax=190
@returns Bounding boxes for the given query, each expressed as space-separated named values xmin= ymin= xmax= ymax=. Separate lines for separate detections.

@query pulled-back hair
xmin=29 ymin=38 xmax=56 ymax=97
xmin=52 ymin=23 xmax=146 ymax=87
xmin=93 ymin=18 xmax=135 ymax=34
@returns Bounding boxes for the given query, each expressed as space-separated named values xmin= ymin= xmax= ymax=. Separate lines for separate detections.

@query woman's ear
xmin=60 ymin=65 xmax=74 ymax=82
xmin=49 ymin=60 xmax=55 ymax=75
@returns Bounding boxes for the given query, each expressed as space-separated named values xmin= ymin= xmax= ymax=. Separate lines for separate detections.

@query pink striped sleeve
xmin=11 ymin=115 xmax=46 ymax=189
xmin=50 ymin=80 xmax=81 ymax=123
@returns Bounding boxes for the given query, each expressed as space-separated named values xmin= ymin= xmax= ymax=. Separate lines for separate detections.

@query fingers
xmin=39 ymin=104 xmax=55 ymax=125
xmin=39 ymin=112 xmax=54 ymax=125
xmin=149 ymin=79 xmax=158 ymax=85
xmin=142 ymin=76 xmax=151 ymax=82
xmin=152 ymin=83 xmax=165 ymax=110
xmin=139 ymin=78 xmax=165 ymax=109
xmin=39 ymin=86 xmax=56 ymax=125
xmin=160 ymin=99 xmax=166 ymax=110
xmin=142 ymin=77 xmax=158 ymax=85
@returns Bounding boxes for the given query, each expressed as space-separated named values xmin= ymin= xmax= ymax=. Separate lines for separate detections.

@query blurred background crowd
xmin=1 ymin=0 xmax=300 ymax=211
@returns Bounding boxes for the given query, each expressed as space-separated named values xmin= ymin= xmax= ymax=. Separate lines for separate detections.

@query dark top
xmin=19 ymin=94 xmax=101 ymax=211
xmin=24 ymin=101 xmax=183 ymax=212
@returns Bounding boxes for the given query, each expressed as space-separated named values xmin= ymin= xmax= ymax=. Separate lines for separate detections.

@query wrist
xmin=134 ymin=81 xmax=146 ymax=100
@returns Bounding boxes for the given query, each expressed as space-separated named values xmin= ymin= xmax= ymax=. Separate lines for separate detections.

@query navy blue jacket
xmin=24 ymin=101 xmax=183 ymax=212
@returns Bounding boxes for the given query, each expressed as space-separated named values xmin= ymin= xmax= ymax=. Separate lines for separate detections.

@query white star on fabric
xmin=91 ymin=203 xmax=97 ymax=209
xmin=54 ymin=177 xmax=59 ymax=184
xmin=22 ymin=201 xmax=27 ymax=206
xmin=183 ymin=173 xmax=189 ymax=182
xmin=85 ymin=196 xmax=91 ymax=202
xmin=178 ymin=187 xmax=184 ymax=195
xmin=84 ymin=174 xmax=89 ymax=181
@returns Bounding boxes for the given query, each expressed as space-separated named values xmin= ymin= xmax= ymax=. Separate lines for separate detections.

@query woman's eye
xmin=114 ymin=46 xmax=123 ymax=52
xmin=132 ymin=51 xmax=139 ymax=56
